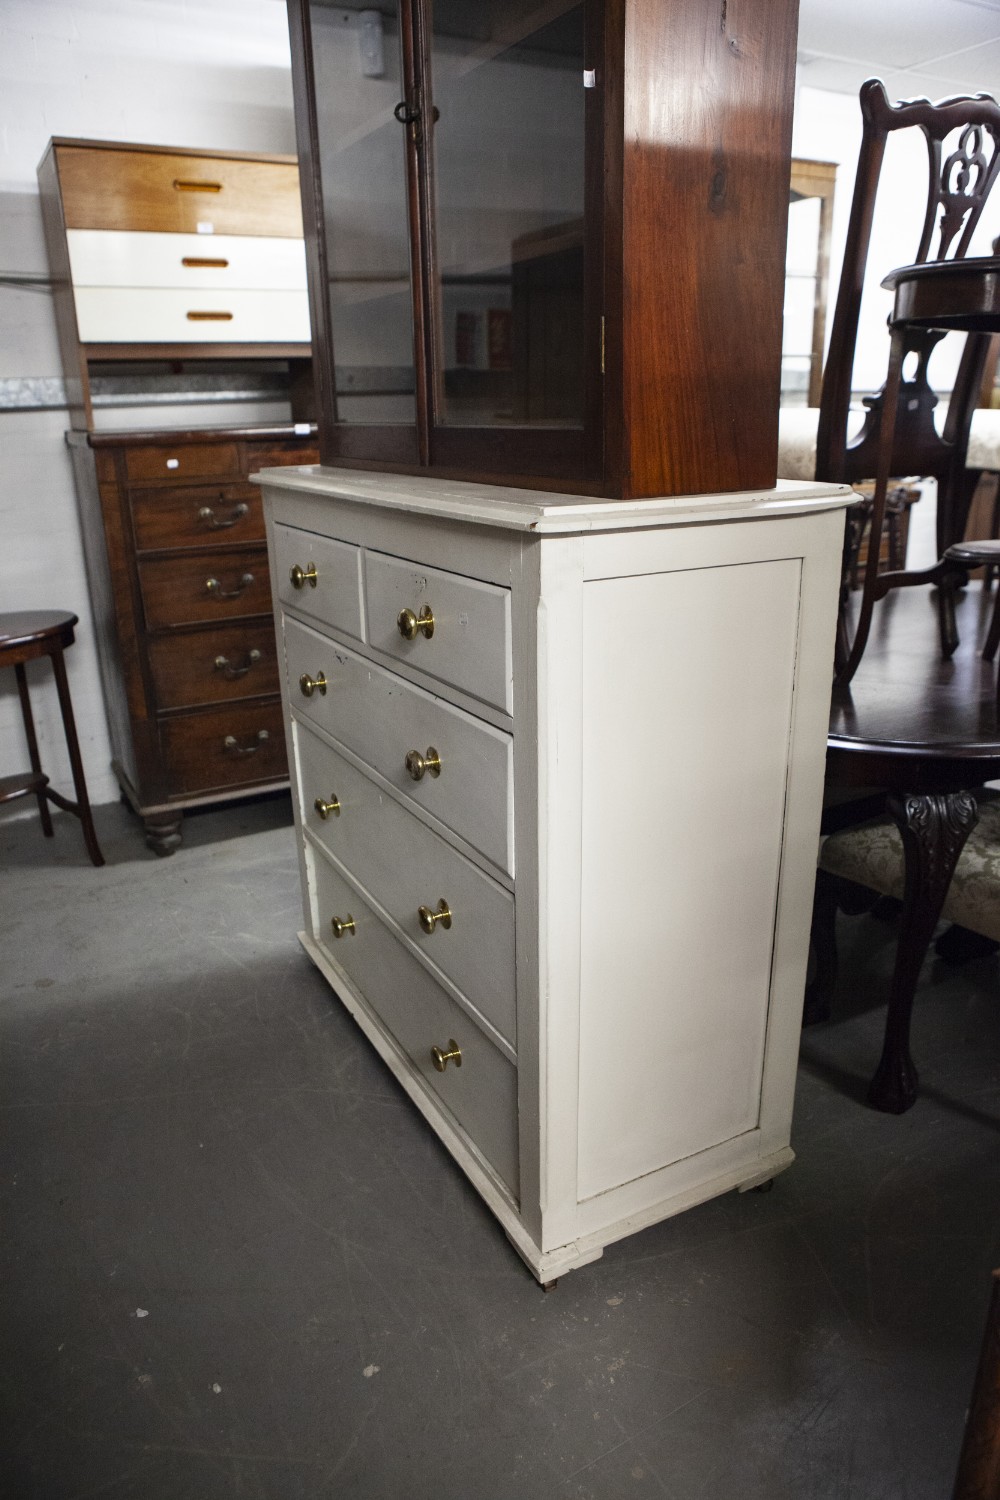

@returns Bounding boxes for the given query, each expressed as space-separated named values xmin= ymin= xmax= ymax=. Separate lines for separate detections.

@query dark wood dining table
xmin=826 ymin=582 xmax=1000 ymax=1112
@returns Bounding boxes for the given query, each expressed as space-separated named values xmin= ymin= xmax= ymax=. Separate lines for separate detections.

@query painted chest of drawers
xmin=257 ymin=466 xmax=849 ymax=1283
xmin=68 ymin=426 xmax=317 ymax=853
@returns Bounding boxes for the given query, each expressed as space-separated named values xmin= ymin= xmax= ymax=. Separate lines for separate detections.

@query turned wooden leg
xmin=868 ymin=791 xmax=978 ymax=1113
xmin=144 ymin=812 xmax=183 ymax=857
xmin=15 ymin=662 xmax=53 ymax=837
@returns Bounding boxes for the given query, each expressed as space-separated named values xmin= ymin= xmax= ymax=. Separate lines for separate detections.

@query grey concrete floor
xmin=2 ymin=796 xmax=999 ymax=1500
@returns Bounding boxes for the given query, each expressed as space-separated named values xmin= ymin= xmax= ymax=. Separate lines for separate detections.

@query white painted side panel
xmin=66 ymin=229 xmax=308 ymax=289
xmin=576 ymin=559 xmax=802 ymax=1201
xmin=73 ymin=287 xmax=311 ymax=343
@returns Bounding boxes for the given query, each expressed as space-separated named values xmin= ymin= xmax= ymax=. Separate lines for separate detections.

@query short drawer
xmin=125 ymin=443 xmax=239 ymax=484
xmin=74 ymin=287 xmax=311 ymax=344
xmin=160 ymin=699 xmax=287 ymax=795
xmin=364 ymin=549 xmax=513 ymax=714
xmin=310 ymin=844 xmax=518 ymax=1196
xmin=66 ymin=229 xmax=308 ymax=290
xmin=273 ymin=523 xmax=364 ymax=641
xmin=284 ymin=617 xmax=514 ymax=875
xmin=296 ymin=722 xmax=515 ymax=1046
xmin=131 ymin=482 xmax=263 ymax=551
xmin=57 ymin=146 xmax=303 ymax=237
xmin=149 ymin=622 xmax=281 ymax=710
xmin=139 ymin=549 xmax=272 ymax=629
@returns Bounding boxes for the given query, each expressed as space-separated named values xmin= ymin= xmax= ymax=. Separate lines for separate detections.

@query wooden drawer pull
xmin=182 ymin=256 xmax=229 ymax=268
xmin=214 ymin=648 xmax=261 ymax=680
xmin=431 ymin=1040 xmax=462 ymax=1072
xmin=223 ymin=729 xmax=269 ymax=755
xmin=405 ymin=746 xmax=441 ymax=781
xmin=206 ymin=572 xmax=253 ymax=598
xmin=174 ymin=179 xmax=223 ymax=193
xmin=397 ymin=604 xmax=435 ymax=640
xmin=187 ymin=310 xmax=233 ymax=321
xmin=418 ymin=899 xmax=452 ymax=934
xmin=198 ymin=501 xmax=248 ymax=529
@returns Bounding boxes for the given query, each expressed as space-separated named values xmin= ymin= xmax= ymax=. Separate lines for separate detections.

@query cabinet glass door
xmin=306 ymin=1 xmax=417 ymax=429
xmin=425 ymin=2 xmax=587 ymax=434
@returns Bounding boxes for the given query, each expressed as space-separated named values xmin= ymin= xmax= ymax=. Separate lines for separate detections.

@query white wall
xmin=0 ymin=0 xmax=297 ymax=815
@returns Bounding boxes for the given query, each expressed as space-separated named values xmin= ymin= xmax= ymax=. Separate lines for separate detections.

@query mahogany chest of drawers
xmin=69 ymin=426 xmax=317 ymax=853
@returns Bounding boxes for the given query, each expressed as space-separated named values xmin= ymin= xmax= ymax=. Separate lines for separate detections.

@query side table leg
xmin=15 ymin=662 xmax=54 ymax=837
xmin=50 ymin=646 xmax=105 ymax=868
xmin=868 ymin=790 xmax=977 ymax=1113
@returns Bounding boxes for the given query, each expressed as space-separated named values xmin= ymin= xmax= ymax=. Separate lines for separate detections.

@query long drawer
xmin=67 ymin=229 xmax=308 ymax=290
xmin=149 ymin=622 xmax=281 ymax=710
xmin=139 ymin=549 xmax=272 ymax=629
xmin=364 ymin=548 xmax=513 ymax=714
xmin=296 ymin=721 xmax=516 ymax=1047
xmin=125 ymin=442 xmax=239 ymax=483
xmin=56 ymin=146 xmax=303 ymax=237
xmin=310 ymin=844 xmax=518 ymax=1196
xmin=74 ymin=287 xmax=311 ymax=344
xmin=160 ymin=699 xmax=287 ymax=794
xmin=284 ymin=616 xmax=514 ymax=875
xmin=131 ymin=482 xmax=264 ymax=552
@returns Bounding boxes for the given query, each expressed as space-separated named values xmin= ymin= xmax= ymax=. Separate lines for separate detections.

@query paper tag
xmin=196 ymin=221 xmax=214 ymax=234
xmin=293 ymin=422 xmax=311 ymax=436
xmin=166 ymin=458 xmax=179 ymax=469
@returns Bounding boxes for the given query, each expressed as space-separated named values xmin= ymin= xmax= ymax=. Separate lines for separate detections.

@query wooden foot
xmin=542 ymin=1279 xmax=559 ymax=1293
xmin=867 ymin=791 xmax=978 ymax=1114
xmin=144 ymin=813 xmax=182 ymax=857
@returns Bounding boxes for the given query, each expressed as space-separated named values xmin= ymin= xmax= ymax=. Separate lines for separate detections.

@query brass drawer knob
xmin=418 ymin=899 xmax=452 ymax=934
xmin=314 ymin=795 xmax=341 ymax=820
xmin=206 ymin=572 xmax=253 ymax=598
xmin=290 ymin=562 xmax=318 ymax=589
xmin=299 ymin=671 xmax=327 ymax=698
xmin=405 ymin=746 xmax=441 ymax=781
xmin=330 ymin=914 xmax=356 ymax=939
xmin=397 ymin=604 xmax=435 ymax=640
xmin=431 ymin=1039 xmax=462 ymax=1072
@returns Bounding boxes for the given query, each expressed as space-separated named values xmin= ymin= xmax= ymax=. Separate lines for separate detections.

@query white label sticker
xmin=196 ymin=221 xmax=214 ymax=234
xmin=583 ymin=68 xmax=596 ymax=88
xmin=166 ymin=458 xmax=179 ymax=469
xmin=293 ymin=422 xmax=311 ymax=436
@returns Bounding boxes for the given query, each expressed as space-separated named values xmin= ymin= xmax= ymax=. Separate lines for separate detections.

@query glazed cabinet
xmin=287 ymin=0 xmax=799 ymax=498
xmin=257 ymin=464 xmax=849 ymax=1281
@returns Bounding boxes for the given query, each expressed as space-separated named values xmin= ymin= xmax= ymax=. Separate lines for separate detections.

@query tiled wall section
xmin=0 ymin=0 xmax=297 ymax=815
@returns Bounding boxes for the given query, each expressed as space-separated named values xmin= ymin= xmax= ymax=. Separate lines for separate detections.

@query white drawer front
xmin=273 ymin=523 xmax=364 ymax=641
xmin=364 ymin=550 xmax=512 ymax=714
xmin=66 ymin=229 xmax=308 ymax=290
xmin=284 ymin=617 xmax=514 ymax=875
xmin=310 ymin=845 xmax=518 ymax=1195
xmin=73 ymin=287 xmax=311 ymax=343
xmin=296 ymin=722 xmax=515 ymax=1046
